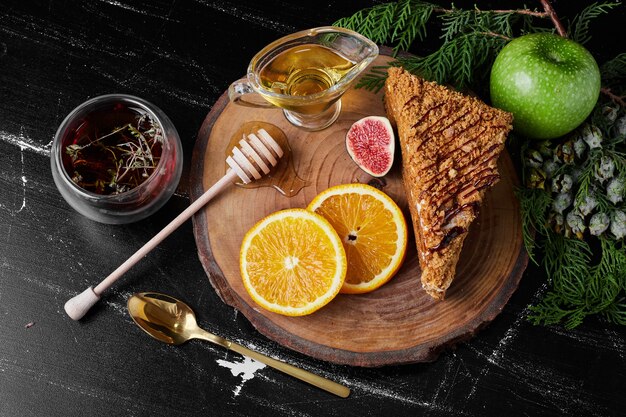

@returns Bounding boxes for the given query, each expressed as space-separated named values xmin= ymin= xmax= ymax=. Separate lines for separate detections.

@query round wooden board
xmin=190 ymin=54 xmax=528 ymax=367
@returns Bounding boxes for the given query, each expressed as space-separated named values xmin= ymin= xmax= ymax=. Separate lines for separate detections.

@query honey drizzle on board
xmin=224 ymin=121 xmax=310 ymax=197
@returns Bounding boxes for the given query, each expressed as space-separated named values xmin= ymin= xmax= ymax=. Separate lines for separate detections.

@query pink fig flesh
xmin=346 ymin=116 xmax=395 ymax=177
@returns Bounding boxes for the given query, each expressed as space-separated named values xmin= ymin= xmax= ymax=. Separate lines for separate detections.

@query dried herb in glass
xmin=64 ymin=107 xmax=163 ymax=195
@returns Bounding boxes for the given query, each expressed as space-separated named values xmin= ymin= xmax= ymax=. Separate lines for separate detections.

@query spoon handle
xmin=226 ymin=341 xmax=350 ymax=398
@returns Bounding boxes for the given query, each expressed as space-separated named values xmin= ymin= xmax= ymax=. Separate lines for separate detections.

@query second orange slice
xmin=307 ymin=183 xmax=408 ymax=294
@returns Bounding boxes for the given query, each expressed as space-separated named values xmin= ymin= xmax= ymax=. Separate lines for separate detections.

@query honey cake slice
xmin=384 ymin=67 xmax=513 ymax=300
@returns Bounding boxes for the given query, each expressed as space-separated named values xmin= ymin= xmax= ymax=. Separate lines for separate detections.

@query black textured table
xmin=0 ymin=1 xmax=624 ymax=416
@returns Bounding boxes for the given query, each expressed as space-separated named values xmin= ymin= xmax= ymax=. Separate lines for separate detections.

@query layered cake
xmin=384 ymin=67 xmax=513 ymax=300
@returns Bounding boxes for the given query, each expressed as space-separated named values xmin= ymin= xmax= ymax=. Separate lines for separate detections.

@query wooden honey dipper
xmin=64 ymin=128 xmax=284 ymax=320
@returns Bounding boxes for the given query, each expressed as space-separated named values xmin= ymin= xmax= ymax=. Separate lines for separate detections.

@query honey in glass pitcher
xmin=228 ymin=27 xmax=378 ymax=131
xmin=259 ymin=44 xmax=356 ymax=99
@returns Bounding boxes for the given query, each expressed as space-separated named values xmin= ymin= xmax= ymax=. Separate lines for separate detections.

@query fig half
xmin=345 ymin=116 xmax=395 ymax=177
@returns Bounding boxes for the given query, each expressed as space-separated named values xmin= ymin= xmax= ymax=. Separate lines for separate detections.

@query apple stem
xmin=540 ymin=0 xmax=568 ymax=38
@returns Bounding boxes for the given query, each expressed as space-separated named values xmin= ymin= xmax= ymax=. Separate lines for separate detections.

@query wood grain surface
xmin=190 ymin=54 xmax=528 ymax=366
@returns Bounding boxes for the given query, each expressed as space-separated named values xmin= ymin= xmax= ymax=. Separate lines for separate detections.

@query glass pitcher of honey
xmin=228 ymin=27 xmax=378 ymax=131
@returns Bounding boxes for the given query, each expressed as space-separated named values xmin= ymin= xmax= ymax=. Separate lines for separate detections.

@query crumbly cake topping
xmin=385 ymin=66 xmax=513 ymax=300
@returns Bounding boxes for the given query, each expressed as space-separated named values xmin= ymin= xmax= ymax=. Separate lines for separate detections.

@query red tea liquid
xmin=62 ymin=102 xmax=163 ymax=195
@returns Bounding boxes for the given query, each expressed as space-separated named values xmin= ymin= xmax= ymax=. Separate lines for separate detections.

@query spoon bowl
xmin=127 ymin=292 xmax=350 ymax=398
xmin=128 ymin=292 xmax=196 ymax=345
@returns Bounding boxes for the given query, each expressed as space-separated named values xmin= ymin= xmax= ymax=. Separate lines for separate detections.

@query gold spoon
xmin=127 ymin=292 xmax=350 ymax=398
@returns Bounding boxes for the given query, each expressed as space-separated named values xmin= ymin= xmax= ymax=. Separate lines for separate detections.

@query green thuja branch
xmin=396 ymin=30 xmax=508 ymax=89
xmin=529 ymin=236 xmax=626 ymax=328
xmin=516 ymin=187 xmax=552 ymax=263
xmin=568 ymin=2 xmax=621 ymax=45
xmin=334 ymin=1 xmax=620 ymax=93
xmin=392 ymin=0 xmax=435 ymax=51
xmin=334 ymin=0 xmax=435 ymax=54
xmin=334 ymin=1 xmax=557 ymax=91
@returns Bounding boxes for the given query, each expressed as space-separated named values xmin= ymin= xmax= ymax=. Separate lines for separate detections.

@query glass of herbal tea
xmin=228 ymin=27 xmax=378 ymax=131
xmin=51 ymin=94 xmax=183 ymax=224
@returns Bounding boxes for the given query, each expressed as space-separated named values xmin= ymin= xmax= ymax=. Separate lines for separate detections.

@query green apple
xmin=490 ymin=33 xmax=600 ymax=140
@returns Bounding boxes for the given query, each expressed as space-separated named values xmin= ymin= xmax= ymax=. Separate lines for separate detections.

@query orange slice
xmin=240 ymin=208 xmax=346 ymax=316
xmin=307 ymin=183 xmax=407 ymax=294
